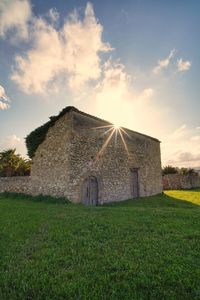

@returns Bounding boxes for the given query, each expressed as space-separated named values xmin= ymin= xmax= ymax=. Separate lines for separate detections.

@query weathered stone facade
xmin=0 ymin=107 xmax=163 ymax=203
xmin=163 ymin=174 xmax=200 ymax=190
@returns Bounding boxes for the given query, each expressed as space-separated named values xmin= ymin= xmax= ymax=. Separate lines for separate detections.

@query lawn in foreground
xmin=0 ymin=190 xmax=200 ymax=300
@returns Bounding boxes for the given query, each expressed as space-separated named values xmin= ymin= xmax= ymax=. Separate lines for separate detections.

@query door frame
xmin=130 ymin=167 xmax=140 ymax=198
xmin=80 ymin=172 xmax=102 ymax=205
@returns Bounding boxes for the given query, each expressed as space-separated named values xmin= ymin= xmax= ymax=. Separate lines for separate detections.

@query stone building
xmin=30 ymin=107 xmax=162 ymax=204
xmin=0 ymin=107 xmax=163 ymax=204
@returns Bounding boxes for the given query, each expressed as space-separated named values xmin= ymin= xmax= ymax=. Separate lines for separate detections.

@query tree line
xmin=162 ymin=165 xmax=198 ymax=176
xmin=0 ymin=149 xmax=31 ymax=177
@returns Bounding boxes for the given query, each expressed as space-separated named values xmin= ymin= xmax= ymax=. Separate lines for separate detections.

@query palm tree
xmin=0 ymin=149 xmax=31 ymax=177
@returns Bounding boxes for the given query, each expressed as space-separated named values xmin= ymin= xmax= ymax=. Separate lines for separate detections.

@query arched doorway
xmin=82 ymin=176 xmax=98 ymax=205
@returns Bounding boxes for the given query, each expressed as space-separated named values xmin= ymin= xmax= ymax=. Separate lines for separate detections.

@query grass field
xmin=0 ymin=190 xmax=200 ymax=300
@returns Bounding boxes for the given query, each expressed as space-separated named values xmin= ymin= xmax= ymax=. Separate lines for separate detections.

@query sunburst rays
xmin=92 ymin=123 xmax=130 ymax=161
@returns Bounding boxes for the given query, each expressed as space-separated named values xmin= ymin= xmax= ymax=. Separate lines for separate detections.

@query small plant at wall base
xmin=0 ymin=149 xmax=31 ymax=177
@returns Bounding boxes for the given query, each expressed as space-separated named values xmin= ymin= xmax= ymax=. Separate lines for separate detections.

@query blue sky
xmin=0 ymin=0 xmax=200 ymax=167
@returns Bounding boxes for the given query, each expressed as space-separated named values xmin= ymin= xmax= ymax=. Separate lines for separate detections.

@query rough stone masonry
xmin=0 ymin=107 xmax=163 ymax=204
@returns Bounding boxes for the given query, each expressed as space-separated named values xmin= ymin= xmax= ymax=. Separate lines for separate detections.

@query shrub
xmin=25 ymin=106 xmax=78 ymax=158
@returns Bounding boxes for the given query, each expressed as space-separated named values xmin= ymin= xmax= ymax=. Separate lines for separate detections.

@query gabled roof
xmin=72 ymin=107 xmax=160 ymax=143
xmin=26 ymin=106 xmax=160 ymax=158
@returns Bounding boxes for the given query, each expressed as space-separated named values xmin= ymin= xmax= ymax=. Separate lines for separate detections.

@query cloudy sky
xmin=0 ymin=0 xmax=199 ymax=167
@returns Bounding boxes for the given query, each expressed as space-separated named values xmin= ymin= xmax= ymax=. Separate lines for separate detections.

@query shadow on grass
xmin=104 ymin=191 xmax=200 ymax=208
xmin=0 ymin=190 xmax=200 ymax=208
xmin=0 ymin=192 xmax=70 ymax=204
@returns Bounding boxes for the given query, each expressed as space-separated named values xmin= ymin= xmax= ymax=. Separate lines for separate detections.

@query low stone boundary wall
xmin=0 ymin=176 xmax=31 ymax=194
xmin=0 ymin=176 xmax=65 ymax=197
xmin=163 ymin=174 xmax=200 ymax=190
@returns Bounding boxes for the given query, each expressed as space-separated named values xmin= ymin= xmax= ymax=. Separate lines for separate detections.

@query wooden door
xmin=82 ymin=178 xmax=89 ymax=205
xmin=131 ymin=169 xmax=139 ymax=198
xmin=89 ymin=176 xmax=98 ymax=205
xmin=82 ymin=176 xmax=98 ymax=205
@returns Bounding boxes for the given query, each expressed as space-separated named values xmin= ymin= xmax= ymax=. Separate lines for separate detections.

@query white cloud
xmin=162 ymin=124 xmax=200 ymax=168
xmin=11 ymin=18 xmax=63 ymax=94
xmin=137 ymin=88 xmax=154 ymax=101
xmin=48 ymin=8 xmax=59 ymax=24
xmin=11 ymin=3 xmax=112 ymax=94
xmin=0 ymin=101 xmax=10 ymax=110
xmin=0 ymin=84 xmax=9 ymax=101
xmin=153 ymin=49 xmax=176 ymax=74
xmin=178 ymin=152 xmax=200 ymax=163
xmin=0 ymin=0 xmax=31 ymax=40
xmin=153 ymin=50 xmax=192 ymax=75
xmin=0 ymin=134 xmax=28 ymax=157
xmin=0 ymin=134 xmax=20 ymax=149
xmin=177 ymin=58 xmax=191 ymax=72
xmin=0 ymin=84 xmax=10 ymax=110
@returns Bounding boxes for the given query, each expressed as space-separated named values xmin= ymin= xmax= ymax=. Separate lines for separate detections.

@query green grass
xmin=0 ymin=189 xmax=200 ymax=300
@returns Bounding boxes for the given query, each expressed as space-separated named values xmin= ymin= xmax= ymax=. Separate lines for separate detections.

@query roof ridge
xmin=26 ymin=105 xmax=160 ymax=158
xmin=71 ymin=107 xmax=160 ymax=143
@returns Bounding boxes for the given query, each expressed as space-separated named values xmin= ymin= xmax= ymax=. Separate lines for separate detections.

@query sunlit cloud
xmin=48 ymin=8 xmax=59 ymax=24
xmin=0 ymin=101 xmax=9 ymax=110
xmin=0 ymin=134 xmax=20 ymax=148
xmin=137 ymin=88 xmax=154 ymax=101
xmin=162 ymin=124 xmax=200 ymax=168
xmin=0 ymin=0 xmax=31 ymax=40
xmin=11 ymin=3 xmax=112 ymax=94
xmin=0 ymin=84 xmax=9 ymax=101
xmin=0 ymin=84 xmax=10 ymax=110
xmin=153 ymin=50 xmax=192 ymax=75
xmin=153 ymin=49 xmax=176 ymax=74
xmin=178 ymin=152 xmax=200 ymax=162
xmin=0 ymin=134 xmax=27 ymax=156
xmin=177 ymin=58 xmax=191 ymax=72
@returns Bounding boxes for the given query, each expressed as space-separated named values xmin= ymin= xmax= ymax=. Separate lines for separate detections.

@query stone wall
xmin=163 ymin=174 xmax=200 ymax=190
xmin=0 ymin=176 xmax=31 ymax=194
xmin=65 ymin=111 xmax=162 ymax=203
xmin=30 ymin=112 xmax=73 ymax=198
